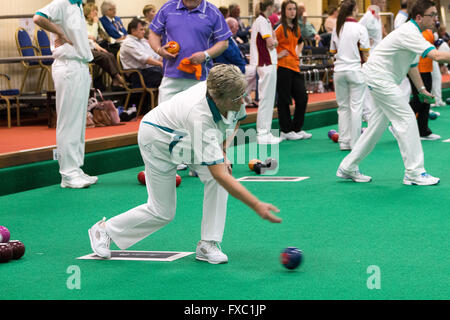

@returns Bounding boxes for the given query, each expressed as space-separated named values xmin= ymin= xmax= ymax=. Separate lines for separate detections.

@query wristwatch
xmin=204 ymin=51 xmax=211 ymax=62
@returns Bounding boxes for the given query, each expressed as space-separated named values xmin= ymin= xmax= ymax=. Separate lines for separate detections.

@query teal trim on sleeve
xmin=410 ymin=63 xmax=418 ymax=68
xmin=422 ymin=46 xmax=435 ymax=58
xmin=202 ymin=159 xmax=225 ymax=166
xmin=35 ymin=12 xmax=48 ymax=19
xmin=237 ymin=115 xmax=247 ymax=122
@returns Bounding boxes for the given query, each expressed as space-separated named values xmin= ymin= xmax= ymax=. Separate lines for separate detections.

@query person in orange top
xmin=408 ymin=28 xmax=441 ymax=140
xmin=274 ymin=0 xmax=311 ymax=140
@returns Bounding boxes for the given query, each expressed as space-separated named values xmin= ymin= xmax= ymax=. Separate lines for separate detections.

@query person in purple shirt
xmin=148 ymin=0 xmax=231 ymax=104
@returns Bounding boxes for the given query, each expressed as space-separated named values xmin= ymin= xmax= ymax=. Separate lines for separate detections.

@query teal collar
xmin=206 ymin=96 xmax=222 ymax=123
xmin=69 ymin=0 xmax=83 ymax=6
xmin=410 ymin=19 xmax=422 ymax=33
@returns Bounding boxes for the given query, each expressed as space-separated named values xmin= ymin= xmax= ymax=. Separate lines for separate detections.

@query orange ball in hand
xmin=166 ymin=41 xmax=180 ymax=54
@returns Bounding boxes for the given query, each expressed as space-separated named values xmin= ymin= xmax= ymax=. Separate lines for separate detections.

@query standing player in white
xmin=88 ymin=65 xmax=282 ymax=264
xmin=358 ymin=0 xmax=386 ymax=122
xmin=34 ymin=0 xmax=97 ymax=189
xmin=249 ymin=0 xmax=282 ymax=144
xmin=330 ymin=0 xmax=370 ymax=150
xmin=337 ymin=0 xmax=450 ymax=186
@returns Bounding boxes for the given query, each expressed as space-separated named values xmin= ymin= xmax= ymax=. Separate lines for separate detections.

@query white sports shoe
xmin=280 ymin=131 xmax=300 ymax=140
xmin=196 ymin=240 xmax=228 ymax=264
xmin=339 ymin=143 xmax=351 ymax=151
xmin=80 ymin=171 xmax=98 ymax=185
xmin=295 ymin=131 xmax=312 ymax=140
xmin=256 ymin=133 xmax=283 ymax=144
xmin=189 ymin=170 xmax=198 ymax=177
xmin=88 ymin=217 xmax=111 ymax=259
xmin=420 ymin=133 xmax=441 ymax=141
xmin=177 ymin=164 xmax=188 ymax=170
xmin=60 ymin=175 xmax=91 ymax=189
xmin=403 ymin=172 xmax=440 ymax=186
xmin=336 ymin=166 xmax=372 ymax=183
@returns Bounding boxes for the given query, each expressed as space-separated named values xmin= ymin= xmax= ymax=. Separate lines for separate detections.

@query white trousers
xmin=105 ymin=124 xmax=228 ymax=250
xmin=52 ymin=59 xmax=91 ymax=178
xmin=334 ymin=70 xmax=366 ymax=147
xmin=340 ymin=78 xmax=425 ymax=178
xmin=245 ymin=64 xmax=257 ymax=101
xmin=398 ymin=77 xmax=412 ymax=105
xmin=256 ymin=64 xmax=277 ymax=134
xmin=431 ymin=60 xmax=443 ymax=104
xmin=158 ymin=77 xmax=200 ymax=104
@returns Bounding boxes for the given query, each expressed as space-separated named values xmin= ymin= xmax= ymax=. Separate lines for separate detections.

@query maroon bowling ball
xmin=0 ymin=243 xmax=13 ymax=263
xmin=8 ymin=240 xmax=25 ymax=260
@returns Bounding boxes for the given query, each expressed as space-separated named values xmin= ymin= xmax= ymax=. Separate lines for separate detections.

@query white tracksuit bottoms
xmin=340 ymin=77 xmax=425 ymax=178
xmin=431 ymin=60 xmax=442 ymax=104
xmin=256 ymin=64 xmax=277 ymax=134
xmin=157 ymin=77 xmax=200 ymax=104
xmin=52 ymin=59 xmax=91 ymax=178
xmin=105 ymin=124 xmax=228 ymax=250
xmin=334 ymin=70 xmax=366 ymax=147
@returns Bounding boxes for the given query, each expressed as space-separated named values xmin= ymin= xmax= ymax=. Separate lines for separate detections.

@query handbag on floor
xmin=87 ymin=89 xmax=124 ymax=127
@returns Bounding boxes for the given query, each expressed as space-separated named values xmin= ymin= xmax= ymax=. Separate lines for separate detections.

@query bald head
xmin=298 ymin=2 xmax=305 ymax=16
xmin=372 ymin=0 xmax=386 ymax=11
xmin=226 ymin=17 xmax=239 ymax=36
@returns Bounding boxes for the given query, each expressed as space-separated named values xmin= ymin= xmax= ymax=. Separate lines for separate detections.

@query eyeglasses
xmin=231 ymin=92 xmax=247 ymax=103
xmin=424 ymin=12 xmax=438 ymax=18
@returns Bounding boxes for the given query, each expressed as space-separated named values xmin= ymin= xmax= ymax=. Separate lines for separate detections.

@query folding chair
xmin=116 ymin=50 xmax=158 ymax=117
xmin=0 ymin=73 xmax=21 ymax=128
xmin=34 ymin=28 xmax=54 ymax=91
xmin=15 ymin=27 xmax=50 ymax=93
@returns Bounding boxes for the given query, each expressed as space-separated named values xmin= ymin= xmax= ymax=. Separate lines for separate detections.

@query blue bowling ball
xmin=280 ymin=247 xmax=303 ymax=270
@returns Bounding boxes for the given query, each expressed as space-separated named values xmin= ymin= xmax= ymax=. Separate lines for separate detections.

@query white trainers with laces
xmin=403 ymin=172 xmax=440 ymax=186
xmin=88 ymin=217 xmax=111 ymax=259
xmin=295 ymin=130 xmax=312 ymax=140
xmin=257 ymin=133 xmax=283 ymax=145
xmin=60 ymin=175 xmax=91 ymax=189
xmin=196 ymin=240 xmax=228 ymax=264
xmin=336 ymin=166 xmax=372 ymax=183
xmin=280 ymin=131 xmax=300 ymax=140
xmin=79 ymin=170 xmax=98 ymax=185
xmin=420 ymin=133 xmax=441 ymax=141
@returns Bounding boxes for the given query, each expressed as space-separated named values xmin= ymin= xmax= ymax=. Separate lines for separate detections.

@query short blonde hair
xmin=207 ymin=64 xmax=247 ymax=99
xmin=83 ymin=3 xmax=98 ymax=23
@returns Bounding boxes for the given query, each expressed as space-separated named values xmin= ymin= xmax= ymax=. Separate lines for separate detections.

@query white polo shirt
xmin=330 ymin=19 xmax=370 ymax=72
xmin=362 ymin=20 xmax=435 ymax=86
xmin=120 ymin=35 xmax=160 ymax=70
xmin=249 ymin=14 xmax=277 ymax=66
xmin=141 ymin=81 xmax=247 ymax=165
xmin=36 ymin=0 xmax=93 ymax=63
xmin=359 ymin=6 xmax=382 ymax=52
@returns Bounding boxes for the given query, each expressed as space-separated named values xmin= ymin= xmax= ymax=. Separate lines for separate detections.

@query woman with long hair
xmin=330 ymin=0 xmax=370 ymax=150
xmin=274 ymin=0 xmax=311 ymax=140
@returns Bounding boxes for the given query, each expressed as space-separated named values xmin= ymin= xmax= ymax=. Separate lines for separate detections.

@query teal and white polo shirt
xmin=141 ymin=81 xmax=246 ymax=165
xmin=362 ymin=20 xmax=435 ymax=85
